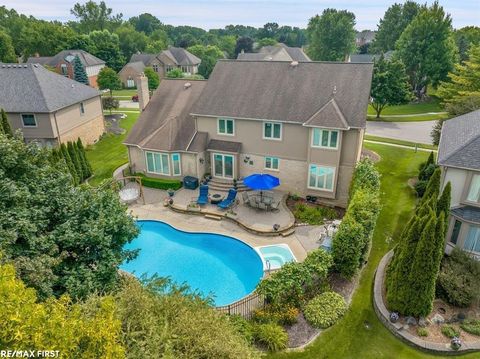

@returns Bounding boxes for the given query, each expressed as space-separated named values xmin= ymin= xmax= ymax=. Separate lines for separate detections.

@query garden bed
xmin=286 ymin=196 xmax=345 ymax=225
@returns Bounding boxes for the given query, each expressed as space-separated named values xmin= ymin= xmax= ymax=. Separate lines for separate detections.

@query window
xmin=146 ymin=152 xmax=170 ymax=175
xmin=217 ymin=118 xmax=234 ymax=135
xmin=152 ymin=64 xmax=159 ymax=72
xmin=450 ymin=220 xmax=462 ymax=244
xmin=467 ymin=174 xmax=480 ymax=203
xmin=80 ymin=102 xmax=85 ymax=115
xmin=60 ymin=64 xmax=68 ymax=76
xmin=165 ymin=65 xmax=174 ymax=73
xmin=181 ymin=66 xmax=190 ymax=73
xmin=312 ymin=129 xmax=338 ymax=149
xmin=171 ymin=153 xmax=181 ymax=176
xmin=21 ymin=114 xmax=36 ymax=127
xmin=308 ymin=165 xmax=335 ymax=191
xmin=265 ymin=157 xmax=279 ymax=171
xmin=464 ymin=225 xmax=480 ymax=253
xmin=263 ymin=122 xmax=282 ymax=140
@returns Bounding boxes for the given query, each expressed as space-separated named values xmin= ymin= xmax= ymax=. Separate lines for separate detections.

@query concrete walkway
xmin=366 ymin=120 xmax=436 ymax=144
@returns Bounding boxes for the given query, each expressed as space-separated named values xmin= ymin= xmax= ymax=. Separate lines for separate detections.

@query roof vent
xmin=290 ymin=61 xmax=299 ymax=67
xmin=184 ymin=82 xmax=192 ymax=90
xmin=333 ymin=85 xmax=337 ymax=95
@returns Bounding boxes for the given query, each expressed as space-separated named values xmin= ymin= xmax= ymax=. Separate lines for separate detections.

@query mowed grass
xmin=367 ymin=97 xmax=444 ymax=116
xmin=268 ymin=144 xmax=479 ymax=359
xmin=101 ymin=89 xmax=138 ymax=97
xmin=364 ymin=135 xmax=438 ymax=150
xmin=367 ymin=112 xmax=449 ymax=122
xmin=86 ymin=112 xmax=139 ymax=186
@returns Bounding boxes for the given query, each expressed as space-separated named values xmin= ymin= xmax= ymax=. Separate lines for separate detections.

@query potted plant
xmin=167 ymin=188 xmax=175 ymax=197
xmin=233 ymin=178 xmax=238 ymax=189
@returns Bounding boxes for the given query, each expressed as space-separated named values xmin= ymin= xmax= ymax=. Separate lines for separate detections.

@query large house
xmin=0 ymin=63 xmax=105 ymax=147
xmin=237 ymin=43 xmax=311 ymax=62
xmin=27 ymin=50 xmax=105 ymax=88
xmin=125 ymin=60 xmax=373 ymax=207
xmin=438 ymin=110 xmax=480 ymax=257
xmin=118 ymin=47 xmax=201 ymax=88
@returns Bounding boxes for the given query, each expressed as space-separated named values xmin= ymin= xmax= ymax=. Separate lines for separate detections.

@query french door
xmin=213 ymin=153 xmax=234 ymax=179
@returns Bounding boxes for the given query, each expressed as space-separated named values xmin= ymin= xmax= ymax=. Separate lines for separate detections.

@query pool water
xmin=256 ymin=244 xmax=296 ymax=270
xmin=121 ymin=220 xmax=264 ymax=306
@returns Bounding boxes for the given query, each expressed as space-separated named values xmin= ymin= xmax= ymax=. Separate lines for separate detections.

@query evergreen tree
xmin=419 ymin=168 xmax=441 ymax=206
xmin=437 ymin=182 xmax=451 ymax=233
xmin=72 ymin=55 xmax=89 ymax=85
xmin=1 ymin=109 xmax=13 ymax=137
xmin=60 ymin=143 xmax=78 ymax=185
xmin=75 ymin=139 xmax=90 ymax=179
xmin=67 ymin=141 xmax=83 ymax=182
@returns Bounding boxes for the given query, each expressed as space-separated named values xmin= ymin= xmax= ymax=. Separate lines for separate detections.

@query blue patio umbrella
xmin=243 ymin=174 xmax=280 ymax=201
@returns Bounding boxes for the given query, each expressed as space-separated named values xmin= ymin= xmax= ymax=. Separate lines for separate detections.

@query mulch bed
xmin=361 ymin=148 xmax=381 ymax=163
xmin=104 ymin=114 xmax=126 ymax=135
xmin=286 ymin=197 xmax=345 ymax=224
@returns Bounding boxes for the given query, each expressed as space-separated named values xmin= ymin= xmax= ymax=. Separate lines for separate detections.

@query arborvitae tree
xmin=73 ymin=140 xmax=88 ymax=179
xmin=1 ymin=109 xmax=13 ymax=137
xmin=419 ymin=168 xmax=441 ymax=205
xmin=68 ymin=141 xmax=84 ymax=182
xmin=60 ymin=143 xmax=78 ymax=185
xmin=437 ymin=182 xmax=451 ymax=233
xmin=72 ymin=55 xmax=89 ymax=85
xmin=76 ymin=138 xmax=92 ymax=178
xmin=419 ymin=152 xmax=435 ymax=173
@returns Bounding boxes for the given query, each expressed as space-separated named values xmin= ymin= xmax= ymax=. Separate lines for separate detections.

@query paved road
xmin=119 ymin=100 xmax=140 ymax=109
xmin=366 ymin=120 xmax=436 ymax=144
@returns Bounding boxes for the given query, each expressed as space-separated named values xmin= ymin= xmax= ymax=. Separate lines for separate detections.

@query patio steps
xmin=280 ymin=228 xmax=296 ymax=237
xmin=204 ymin=214 xmax=223 ymax=221
xmin=207 ymin=178 xmax=248 ymax=192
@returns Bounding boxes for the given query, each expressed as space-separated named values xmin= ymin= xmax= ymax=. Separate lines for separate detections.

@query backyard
xmin=268 ymin=143 xmax=478 ymax=359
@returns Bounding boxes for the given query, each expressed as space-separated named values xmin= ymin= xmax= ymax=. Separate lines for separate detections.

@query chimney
xmin=136 ymin=73 xmax=150 ymax=111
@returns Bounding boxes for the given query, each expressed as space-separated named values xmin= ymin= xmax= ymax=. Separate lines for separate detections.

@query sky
xmin=1 ymin=0 xmax=479 ymax=30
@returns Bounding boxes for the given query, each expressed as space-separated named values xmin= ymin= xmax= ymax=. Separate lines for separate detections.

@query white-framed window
xmin=181 ymin=65 xmax=190 ymax=73
xmin=263 ymin=121 xmax=282 ymax=140
xmin=464 ymin=225 xmax=480 ymax=253
xmin=21 ymin=114 xmax=37 ymax=127
xmin=171 ymin=153 xmax=181 ymax=176
xmin=145 ymin=151 xmax=170 ymax=175
xmin=152 ymin=64 xmax=159 ymax=72
xmin=308 ymin=164 xmax=335 ymax=191
xmin=165 ymin=65 xmax=174 ymax=72
xmin=265 ymin=156 xmax=279 ymax=171
xmin=467 ymin=174 xmax=480 ymax=203
xmin=80 ymin=102 xmax=85 ymax=115
xmin=60 ymin=63 xmax=68 ymax=76
xmin=217 ymin=118 xmax=234 ymax=136
xmin=312 ymin=129 xmax=339 ymax=149
xmin=127 ymin=78 xmax=135 ymax=88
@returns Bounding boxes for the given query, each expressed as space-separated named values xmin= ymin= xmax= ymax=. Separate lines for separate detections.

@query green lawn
xmin=364 ymin=135 xmax=438 ymax=150
xmin=101 ymin=89 xmax=138 ymax=97
xmin=367 ymin=113 xmax=449 ymax=123
xmin=86 ymin=112 xmax=139 ymax=186
xmin=367 ymin=97 xmax=444 ymax=116
xmin=268 ymin=144 xmax=479 ymax=359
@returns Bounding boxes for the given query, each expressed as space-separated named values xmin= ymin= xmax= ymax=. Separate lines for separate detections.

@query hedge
xmin=304 ymin=292 xmax=347 ymax=328
xmin=134 ymin=173 xmax=183 ymax=190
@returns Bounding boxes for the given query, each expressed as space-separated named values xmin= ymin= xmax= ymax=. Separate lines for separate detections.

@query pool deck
xmin=128 ymin=189 xmax=326 ymax=262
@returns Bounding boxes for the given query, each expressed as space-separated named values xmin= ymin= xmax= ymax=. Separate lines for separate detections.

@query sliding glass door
xmin=213 ymin=153 xmax=234 ymax=179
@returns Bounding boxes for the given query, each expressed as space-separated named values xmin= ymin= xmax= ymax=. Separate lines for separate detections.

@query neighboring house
xmin=237 ymin=43 xmax=311 ymax=62
xmin=347 ymin=51 xmax=394 ymax=63
xmin=118 ymin=47 xmax=201 ymax=88
xmin=0 ymin=63 xmax=105 ymax=147
xmin=125 ymin=60 xmax=373 ymax=207
xmin=355 ymin=30 xmax=376 ymax=47
xmin=438 ymin=110 xmax=480 ymax=258
xmin=27 ymin=50 xmax=105 ymax=88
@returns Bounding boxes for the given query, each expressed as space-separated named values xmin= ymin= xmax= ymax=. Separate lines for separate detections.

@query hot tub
xmin=255 ymin=244 xmax=296 ymax=271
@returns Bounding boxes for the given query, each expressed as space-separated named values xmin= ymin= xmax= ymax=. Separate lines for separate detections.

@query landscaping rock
xmin=448 ymin=315 xmax=459 ymax=324
xmin=432 ymin=314 xmax=445 ymax=324
xmin=406 ymin=317 xmax=417 ymax=326
xmin=418 ymin=317 xmax=428 ymax=327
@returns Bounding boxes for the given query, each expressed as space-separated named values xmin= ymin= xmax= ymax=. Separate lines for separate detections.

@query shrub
xmin=417 ymin=327 xmax=429 ymax=337
xmin=293 ymin=204 xmax=337 ymax=225
xmin=441 ymin=325 xmax=460 ymax=339
xmin=460 ymin=319 xmax=480 ymax=336
xmin=414 ymin=180 xmax=428 ymax=197
xmin=256 ymin=249 xmax=332 ymax=307
xmin=331 ymin=214 xmax=364 ymax=278
xmin=349 ymin=158 xmax=381 ymax=199
xmin=252 ymin=305 xmax=299 ymax=326
xmin=303 ymin=292 xmax=347 ymax=328
xmin=252 ymin=323 xmax=288 ymax=352
xmin=228 ymin=315 xmax=255 ymax=344
xmin=134 ymin=172 xmax=183 ymax=190
xmin=437 ymin=248 xmax=480 ymax=307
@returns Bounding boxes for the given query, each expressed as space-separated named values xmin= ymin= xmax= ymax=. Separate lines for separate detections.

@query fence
xmin=216 ymin=292 xmax=265 ymax=319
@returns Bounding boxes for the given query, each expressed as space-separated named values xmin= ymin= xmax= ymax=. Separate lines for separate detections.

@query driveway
xmin=119 ymin=100 xmax=139 ymax=109
xmin=366 ymin=120 xmax=436 ymax=144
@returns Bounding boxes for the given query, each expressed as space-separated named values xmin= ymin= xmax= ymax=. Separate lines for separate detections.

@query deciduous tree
xmin=97 ymin=66 xmax=122 ymax=96
xmin=187 ymin=44 xmax=224 ymax=78
xmin=88 ymin=30 xmax=125 ymax=71
xmin=235 ymin=36 xmax=254 ymax=56
xmin=143 ymin=67 xmax=159 ymax=90
xmin=70 ymin=0 xmax=122 ymax=33
xmin=0 ymin=30 xmax=16 ymax=62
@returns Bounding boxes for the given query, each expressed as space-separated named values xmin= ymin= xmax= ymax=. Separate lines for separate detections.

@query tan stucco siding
xmin=7 ymin=112 xmax=56 ymax=139
xmin=54 ymin=97 xmax=103 ymax=135
xmin=196 ymin=116 xmax=308 ymax=160
xmin=119 ymin=66 xmax=142 ymax=87
xmin=442 ymin=167 xmax=469 ymax=207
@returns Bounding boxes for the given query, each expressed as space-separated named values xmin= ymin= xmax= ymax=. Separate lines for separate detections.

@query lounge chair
xmin=218 ymin=188 xmax=237 ymax=209
xmin=197 ymin=185 xmax=209 ymax=205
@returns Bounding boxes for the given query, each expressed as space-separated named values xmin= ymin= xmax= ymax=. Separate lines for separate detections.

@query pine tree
xmin=1 ymin=109 xmax=13 ymax=137
xmin=76 ymin=138 xmax=92 ymax=178
xmin=437 ymin=182 xmax=451 ymax=234
xmin=68 ymin=141 xmax=83 ymax=182
xmin=72 ymin=55 xmax=89 ymax=85
xmin=418 ymin=168 xmax=441 ymax=206
xmin=60 ymin=143 xmax=78 ymax=185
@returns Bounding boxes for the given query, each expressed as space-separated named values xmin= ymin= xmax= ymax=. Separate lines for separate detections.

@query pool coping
xmin=254 ymin=243 xmax=297 ymax=271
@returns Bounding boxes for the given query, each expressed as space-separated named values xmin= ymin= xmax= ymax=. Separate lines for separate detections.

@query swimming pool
xmin=255 ymin=244 xmax=296 ymax=270
xmin=121 ymin=220 xmax=264 ymax=306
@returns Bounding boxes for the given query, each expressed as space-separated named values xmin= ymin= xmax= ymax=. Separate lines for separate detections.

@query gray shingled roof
xmin=120 ymin=61 xmax=145 ymax=74
xmin=281 ymin=45 xmax=311 ymax=62
xmin=124 ymin=79 xmax=207 ymax=152
xmin=207 ymin=139 xmax=242 ymax=153
xmin=438 ymin=110 xmax=480 ymax=171
xmin=237 ymin=44 xmax=310 ymax=62
xmin=191 ymin=60 xmax=373 ymax=129
xmin=164 ymin=47 xmax=201 ymax=66
xmin=303 ymin=99 xmax=349 ymax=129
xmin=451 ymin=206 xmax=480 ymax=224
xmin=27 ymin=50 xmax=105 ymax=67
xmin=349 ymin=51 xmax=394 ymax=63
xmin=26 ymin=56 xmax=53 ymax=65
xmin=130 ymin=53 xmax=157 ymax=66
xmin=0 ymin=64 xmax=101 ymax=113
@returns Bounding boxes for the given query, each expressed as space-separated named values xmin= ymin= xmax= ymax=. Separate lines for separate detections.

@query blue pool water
xmin=257 ymin=244 xmax=296 ymax=270
xmin=121 ymin=220 xmax=264 ymax=306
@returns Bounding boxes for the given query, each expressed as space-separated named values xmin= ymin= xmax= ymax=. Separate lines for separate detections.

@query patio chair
xmin=270 ymin=200 xmax=280 ymax=212
xmin=241 ymin=191 xmax=251 ymax=206
xmin=196 ymin=185 xmax=209 ymax=205
xmin=218 ymin=188 xmax=237 ymax=209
